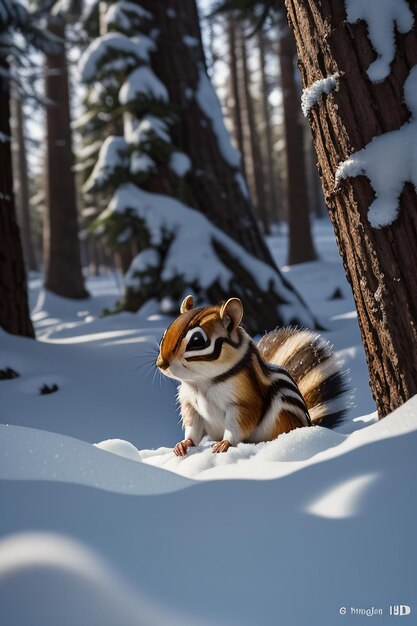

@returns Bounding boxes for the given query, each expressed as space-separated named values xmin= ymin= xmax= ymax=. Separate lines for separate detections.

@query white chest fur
xmin=181 ymin=381 xmax=229 ymax=440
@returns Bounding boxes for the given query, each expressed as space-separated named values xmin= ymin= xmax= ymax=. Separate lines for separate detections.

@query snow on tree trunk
xmin=79 ymin=0 xmax=316 ymax=333
xmin=0 ymin=56 xmax=34 ymax=338
xmin=279 ymin=26 xmax=317 ymax=265
xmin=44 ymin=16 xmax=88 ymax=300
xmin=285 ymin=0 xmax=417 ymax=416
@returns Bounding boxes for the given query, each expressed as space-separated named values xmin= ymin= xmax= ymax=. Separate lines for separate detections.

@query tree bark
xmin=285 ymin=0 xmax=417 ymax=416
xmin=10 ymin=85 xmax=38 ymax=272
xmin=0 ymin=58 xmax=34 ymax=338
xmin=239 ymin=26 xmax=270 ymax=235
xmin=44 ymin=16 xmax=88 ymax=299
xmin=124 ymin=0 xmax=316 ymax=333
xmin=279 ymin=26 xmax=317 ymax=264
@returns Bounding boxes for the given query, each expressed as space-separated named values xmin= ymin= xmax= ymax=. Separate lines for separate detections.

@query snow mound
xmin=94 ymin=438 xmax=142 ymax=462
xmin=0 ymin=532 xmax=196 ymax=626
xmin=0 ymin=425 xmax=191 ymax=495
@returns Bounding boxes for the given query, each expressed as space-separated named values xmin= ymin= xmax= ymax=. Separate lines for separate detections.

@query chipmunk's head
xmin=156 ymin=295 xmax=246 ymax=383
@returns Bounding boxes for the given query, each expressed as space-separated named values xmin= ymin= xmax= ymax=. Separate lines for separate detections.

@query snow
xmin=105 ymin=1 xmax=152 ymax=32
xmin=0 ymin=131 xmax=11 ymax=142
xmin=195 ymin=66 xmax=241 ymax=168
xmin=79 ymin=33 xmax=155 ymax=83
xmin=2 ymin=223 xmax=416 ymax=625
xmin=0 ymin=532 xmax=195 ymax=626
xmin=183 ymin=35 xmax=199 ymax=48
xmin=335 ymin=65 xmax=417 ymax=228
xmin=130 ymin=151 xmax=155 ymax=175
xmin=83 ymin=136 xmax=128 ymax=193
xmin=301 ymin=73 xmax=339 ymax=116
xmin=125 ymin=248 xmax=160 ymax=288
xmin=119 ymin=66 xmax=168 ymax=105
xmin=168 ymin=151 xmax=191 ymax=177
xmin=105 ymin=183 xmax=315 ymax=326
xmin=126 ymin=115 xmax=171 ymax=145
xmin=344 ymin=0 xmax=414 ymax=82
xmin=235 ymin=172 xmax=250 ymax=199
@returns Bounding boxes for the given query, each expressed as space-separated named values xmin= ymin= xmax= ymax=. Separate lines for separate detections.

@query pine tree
xmin=78 ymin=0 xmax=316 ymax=333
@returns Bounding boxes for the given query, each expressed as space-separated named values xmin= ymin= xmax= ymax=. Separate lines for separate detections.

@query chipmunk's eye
xmin=185 ymin=328 xmax=209 ymax=352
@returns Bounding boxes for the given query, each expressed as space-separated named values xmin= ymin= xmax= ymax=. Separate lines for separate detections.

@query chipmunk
xmin=157 ymin=295 xmax=349 ymax=456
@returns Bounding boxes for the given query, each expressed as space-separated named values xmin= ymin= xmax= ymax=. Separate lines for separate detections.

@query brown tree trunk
xmin=0 ymin=58 xmax=34 ymax=338
xmin=285 ymin=0 xmax=417 ymax=416
xmin=10 ymin=85 xmax=38 ymax=272
xmin=258 ymin=29 xmax=280 ymax=223
xmin=228 ymin=18 xmax=247 ymax=178
xmin=44 ymin=16 xmax=88 ymax=299
xmin=279 ymin=26 xmax=317 ymax=264
xmin=239 ymin=27 xmax=270 ymax=235
xmin=125 ymin=0 xmax=316 ymax=333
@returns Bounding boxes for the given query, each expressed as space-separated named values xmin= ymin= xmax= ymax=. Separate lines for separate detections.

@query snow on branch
xmin=195 ymin=66 xmax=241 ymax=168
xmin=125 ymin=114 xmax=171 ymax=146
xmin=105 ymin=1 xmax=152 ymax=32
xmin=103 ymin=183 xmax=311 ymax=324
xmin=0 ymin=0 xmax=61 ymax=55
xmin=335 ymin=65 xmax=417 ymax=228
xmin=169 ymin=151 xmax=191 ymax=177
xmin=119 ymin=66 xmax=168 ymax=105
xmin=344 ymin=0 xmax=414 ymax=82
xmin=301 ymin=73 xmax=340 ymax=116
xmin=79 ymin=33 xmax=155 ymax=83
xmin=84 ymin=136 xmax=129 ymax=193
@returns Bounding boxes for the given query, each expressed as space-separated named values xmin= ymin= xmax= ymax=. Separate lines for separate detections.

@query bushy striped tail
xmin=257 ymin=327 xmax=350 ymax=428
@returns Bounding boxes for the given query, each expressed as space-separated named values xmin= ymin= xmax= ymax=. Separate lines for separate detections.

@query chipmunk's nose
xmin=157 ymin=354 xmax=170 ymax=370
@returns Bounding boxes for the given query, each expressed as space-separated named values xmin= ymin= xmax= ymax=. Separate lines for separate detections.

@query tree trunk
xmin=258 ymin=29 xmax=280 ymax=224
xmin=239 ymin=26 xmax=270 ymax=235
xmin=0 ymin=58 xmax=34 ymax=338
xmin=279 ymin=26 xmax=317 ymax=264
xmin=285 ymin=0 xmax=417 ymax=416
xmin=228 ymin=18 xmax=247 ymax=178
xmin=44 ymin=16 xmax=88 ymax=299
xmin=10 ymin=85 xmax=38 ymax=272
xmin=125 ymin=0 xmax=316 ymax=333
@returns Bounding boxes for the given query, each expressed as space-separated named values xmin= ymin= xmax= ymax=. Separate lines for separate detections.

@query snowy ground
xmin=1 ymin=219 xmax=416 ymax=625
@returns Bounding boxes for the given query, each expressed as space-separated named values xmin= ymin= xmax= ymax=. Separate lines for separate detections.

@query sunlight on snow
xmin=306 ymin=472 xmax=379 ymax=519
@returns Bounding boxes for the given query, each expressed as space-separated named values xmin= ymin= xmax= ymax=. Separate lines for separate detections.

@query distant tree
xmin=43 ymin=2 xmax=88 ymax=299
xmin=257 ymin=28 xmax=280 ymax=223
xmin=238 ymin=23 xmax=269 ymax=234
xmin=285 ymin=0 xmax=417 ymax=416
xmin=10 ymin=78 xmax=38 ymax=271
xmin=227 ymin=17 xmax=246 ymax=178
xmin=216 ymin=0 xmax=317 ymax=263
xmin=78 ymin=0 xmax=316 ymax=333
xmin=0 ymin=0 xmax=58 ymax=337
xmin=279 ymin=25 xmax=317 ymax=264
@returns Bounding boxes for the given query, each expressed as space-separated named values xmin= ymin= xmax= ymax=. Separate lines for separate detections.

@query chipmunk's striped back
xmin=257 ymin=327 xmax=349 ymax=428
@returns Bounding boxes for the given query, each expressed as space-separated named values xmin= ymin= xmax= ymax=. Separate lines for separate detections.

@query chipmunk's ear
xmin=220 ymin=298 xmax=243 ymax=331
xmin=180 ymin=294 xmax=194 ymax=314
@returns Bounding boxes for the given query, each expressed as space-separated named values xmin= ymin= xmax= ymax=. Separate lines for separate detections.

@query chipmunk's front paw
xmin=212 ymin=440 xmax=231 ymax=453
xmin=173 ymin=439 xmax=194 ymax=457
